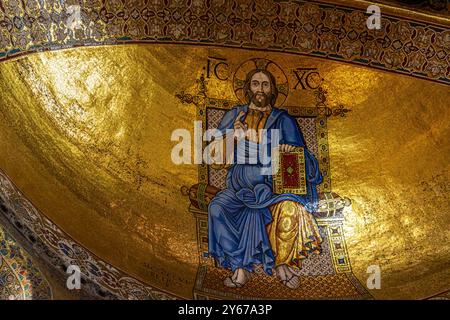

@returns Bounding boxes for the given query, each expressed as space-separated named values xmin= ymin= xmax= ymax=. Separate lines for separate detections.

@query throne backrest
xmin=204 ymin=98 xmax=330 ymax=193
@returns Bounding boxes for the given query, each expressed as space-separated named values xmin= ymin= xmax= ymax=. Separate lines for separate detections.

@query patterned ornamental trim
xmin=0 ymin=225 xmax=52 ymax=300
xmin=298 ymin=226 xmax=335 ymax=276
xmin=297 ymin=117 xmax=319 ymax=158
xmin=0 ymin=255 xmax=25 ymax=300
xmin=0 ymin=170 xmax=178 ymax=300
xmin=0 ymin=0 xmax=448 ymax=84
xmin=316 ymin=115 xmax=331 ymax=193
xmin=326 ymin=223 xmax=352 ymax=273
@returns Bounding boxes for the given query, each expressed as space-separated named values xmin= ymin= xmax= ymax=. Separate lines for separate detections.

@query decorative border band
xmin=0 ymin=225 xmax=52 ymax=300
xmin=0 ymin=0 xmax=448 ymax=84
xmin=0 ymin=169 xmax=178 ymax=300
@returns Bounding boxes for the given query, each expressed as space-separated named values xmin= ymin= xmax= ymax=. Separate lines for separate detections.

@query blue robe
xmin=208 ymin=105 xmax=323 ymax=274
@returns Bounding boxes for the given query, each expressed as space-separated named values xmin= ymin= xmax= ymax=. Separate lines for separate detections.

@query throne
xmin=182 ymin=96 xmax=371 ymax=300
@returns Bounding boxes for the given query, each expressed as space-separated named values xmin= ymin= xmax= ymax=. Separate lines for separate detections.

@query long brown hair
xmin=243 ymin=69 xmax=279 ymax=107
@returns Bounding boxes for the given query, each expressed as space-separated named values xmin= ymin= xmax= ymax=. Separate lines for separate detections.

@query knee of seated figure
xmin=277 ymin=201 xmax=300 ymax=232
xmin=278 ymin=201 xmax=299 ymax=217
xmin=208 ymin=201 xmax=224 ymax=220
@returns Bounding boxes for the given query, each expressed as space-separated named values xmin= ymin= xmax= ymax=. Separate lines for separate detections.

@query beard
xmin=250 ymin=92 xmax=271 ymax=108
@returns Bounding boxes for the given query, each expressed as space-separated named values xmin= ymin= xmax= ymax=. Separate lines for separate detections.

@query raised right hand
xmin=233 ymin=111 xmax=248 ymax=132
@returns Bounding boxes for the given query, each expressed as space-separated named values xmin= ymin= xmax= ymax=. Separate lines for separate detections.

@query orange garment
xmin=268 ymin=201 xmax=322 ymax=269
xmin=244 ymin=108 xmax=271 ymax=143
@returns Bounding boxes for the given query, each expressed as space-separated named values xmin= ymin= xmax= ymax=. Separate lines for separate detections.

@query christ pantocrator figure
xmin=207 ymin=69 xmax=323 ymax=289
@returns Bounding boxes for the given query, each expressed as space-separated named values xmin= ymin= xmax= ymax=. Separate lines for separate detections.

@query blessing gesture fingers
xmin=233 ymin=111 xmax=248 ymax=140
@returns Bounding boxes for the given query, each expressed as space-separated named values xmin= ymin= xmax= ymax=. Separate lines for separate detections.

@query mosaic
xmin=0 ymin=171 xmax=177 ymax=300
xmin=0 ymin=0 xmax=448 ymax=84
xmin=0 ymin=0 xmax=448 ymax=301
xmin=0 ymin=224 xmax=52 ymax=300
xmin=180 ymin=58 xmax=370 ymax=299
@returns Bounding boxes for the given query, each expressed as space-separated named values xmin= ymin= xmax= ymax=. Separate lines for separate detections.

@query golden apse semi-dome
xmin=0 ymin=0 xmax=449 ymax=300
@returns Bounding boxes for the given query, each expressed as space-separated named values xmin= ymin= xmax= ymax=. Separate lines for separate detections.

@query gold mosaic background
xmin=0 ymin=44 xmax=448 ymax=299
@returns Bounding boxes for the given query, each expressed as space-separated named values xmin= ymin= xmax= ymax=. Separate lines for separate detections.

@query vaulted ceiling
xmin=0 ymin=0 xmax=448 ymax=300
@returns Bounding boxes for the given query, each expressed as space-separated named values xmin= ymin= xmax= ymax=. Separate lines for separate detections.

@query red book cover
xmin=273 ymin=147 xmax=307 ymax=195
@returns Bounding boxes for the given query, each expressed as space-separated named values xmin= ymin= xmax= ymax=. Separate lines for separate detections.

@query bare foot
xmin=275 ymin=264 xmax=300 ymax=289
xmin=224 ymin=268 xmax=251 ymax=288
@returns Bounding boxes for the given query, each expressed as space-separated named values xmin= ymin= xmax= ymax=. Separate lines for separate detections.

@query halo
xmin=233 ymin=58 xmax=289 ymax=106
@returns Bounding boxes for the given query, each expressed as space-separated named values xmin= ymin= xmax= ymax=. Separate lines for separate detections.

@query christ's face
xmin=250 ymin=72 xmax=271 ymax=108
